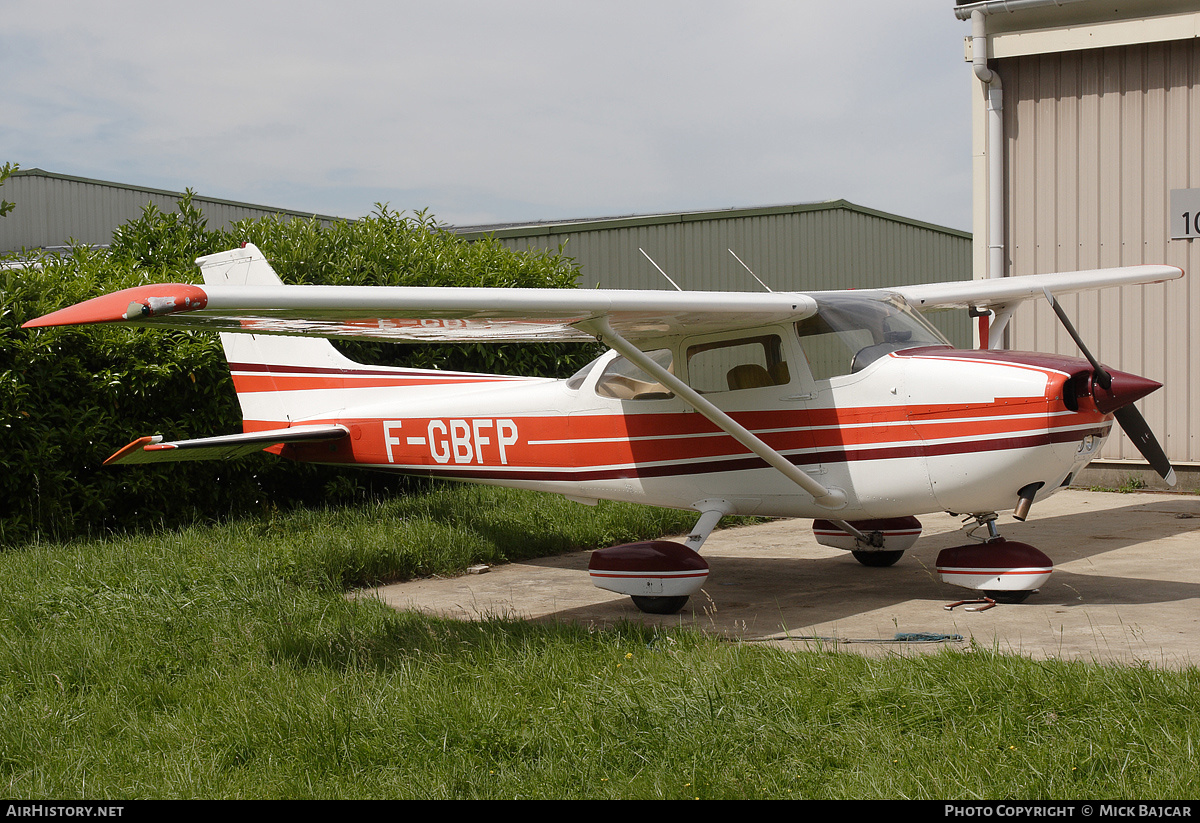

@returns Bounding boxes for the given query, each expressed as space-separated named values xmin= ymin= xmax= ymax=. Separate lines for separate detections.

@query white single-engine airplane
xmin=26 ymin=244 xmax=1183 ymax=613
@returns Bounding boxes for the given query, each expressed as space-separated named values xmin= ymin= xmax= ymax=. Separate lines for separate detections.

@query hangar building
xmin=0 ymin=168 xmax=342 ymax=253
xmin=959 ymin=0 xmax=1200 ymax=487
xmin=454 ymin=201 xmax=973 ymax=346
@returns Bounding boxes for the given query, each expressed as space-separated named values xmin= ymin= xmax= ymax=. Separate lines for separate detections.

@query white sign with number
xmin=1170 ymin=189 xmax=1200 ymax=239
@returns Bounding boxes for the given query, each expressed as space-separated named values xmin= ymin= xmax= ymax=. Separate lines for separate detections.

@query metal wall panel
xmin=472 ymin=203 xmax=973 ymax=346
xmin=1002 ymin=39 xmax=1199 ymax=464
xmin=0 ymin=171 xmax=341 ymax=253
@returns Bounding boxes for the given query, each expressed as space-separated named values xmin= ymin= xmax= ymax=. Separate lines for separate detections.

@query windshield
xmin=796 ymin=294 xmax=949 ymax=379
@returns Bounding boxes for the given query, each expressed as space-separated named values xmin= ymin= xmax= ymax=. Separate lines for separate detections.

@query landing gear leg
xmin=969 ymin=512 xmax=1002 ymax=543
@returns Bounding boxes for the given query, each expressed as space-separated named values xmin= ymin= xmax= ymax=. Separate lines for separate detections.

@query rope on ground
xmin=775 ymin=631 xmax=965 ymax=644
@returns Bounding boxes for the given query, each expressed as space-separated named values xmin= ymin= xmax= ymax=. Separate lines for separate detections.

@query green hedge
xmin=1 ymin=196 xmax=597 ymax=544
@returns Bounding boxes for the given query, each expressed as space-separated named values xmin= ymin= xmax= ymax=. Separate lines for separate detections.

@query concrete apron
xmin=357 ymin=489 xmax=1200 ymax=668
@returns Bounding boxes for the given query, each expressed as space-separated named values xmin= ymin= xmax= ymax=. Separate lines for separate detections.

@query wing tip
xmin=22 ymin=285 xmax=208 ymax=330
xmin=104 ymin=435 xmax=164 ymax=465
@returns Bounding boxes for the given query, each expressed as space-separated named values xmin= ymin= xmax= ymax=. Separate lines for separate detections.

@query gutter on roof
xmin=953 ymin=0 xmax=1091 ymax=21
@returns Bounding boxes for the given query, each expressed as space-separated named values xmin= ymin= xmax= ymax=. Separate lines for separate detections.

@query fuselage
xmin=267 ymin=334 xmax=1113 ymax=522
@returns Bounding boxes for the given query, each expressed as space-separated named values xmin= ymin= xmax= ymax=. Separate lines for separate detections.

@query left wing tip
xmin=23 ymin=284 xmax=208 ymax=330
xmin=104 ymin=435 xmax=164 ymax=465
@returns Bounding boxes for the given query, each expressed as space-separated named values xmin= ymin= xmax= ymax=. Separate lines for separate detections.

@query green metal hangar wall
xmin=454 ymin=200 xmax=973 ymax=347
xmin=959 ymin=0 xmax=1200 ymax=488
xmin=0 ymin=168 xmax=343 ymax=253
xmin=1 ymin=174 xmax=975 ymax=345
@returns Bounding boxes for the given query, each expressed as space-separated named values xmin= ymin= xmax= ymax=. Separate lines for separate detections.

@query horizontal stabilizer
xmin=105 ymin=424 xmax=349 ymax=465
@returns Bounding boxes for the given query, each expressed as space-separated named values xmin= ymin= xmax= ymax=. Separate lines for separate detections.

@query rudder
xmin=196 ymin=244 xmax=364 ymax=429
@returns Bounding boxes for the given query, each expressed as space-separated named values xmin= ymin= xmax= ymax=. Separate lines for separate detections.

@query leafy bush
xmin=1 ymin=196 xmax=597 ymax=544
xmin=0 ymin=162 xmax=17 ymax=219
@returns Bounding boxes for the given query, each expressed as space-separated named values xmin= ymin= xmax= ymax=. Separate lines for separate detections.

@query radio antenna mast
xmin=728 ymin=249 xmax=773 ymax=293
xmin=639 ymin=248 xmax=682 ymax=291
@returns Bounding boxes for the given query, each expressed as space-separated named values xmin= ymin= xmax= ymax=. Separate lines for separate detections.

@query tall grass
xmin=2 ymin=484 xmax=1198 ymax=798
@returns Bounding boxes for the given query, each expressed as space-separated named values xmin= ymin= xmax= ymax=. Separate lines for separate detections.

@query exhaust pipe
xmin=1013 ymin=482 xmax=1043 ymax=522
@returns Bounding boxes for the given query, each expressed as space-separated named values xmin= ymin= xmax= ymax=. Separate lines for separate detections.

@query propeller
xmin=1042 ymin=289 xmax=1176 ymax=487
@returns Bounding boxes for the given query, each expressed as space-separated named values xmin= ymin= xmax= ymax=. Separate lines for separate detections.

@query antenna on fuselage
xmin=728 ymin=249 xmax=773 ymax=293
xmin=639 ymin=248 xmax=682 ymax=291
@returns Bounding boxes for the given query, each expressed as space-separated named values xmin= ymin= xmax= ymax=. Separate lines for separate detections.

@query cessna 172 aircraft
xmin=25 ymin=244 xmax=1183 ymax=613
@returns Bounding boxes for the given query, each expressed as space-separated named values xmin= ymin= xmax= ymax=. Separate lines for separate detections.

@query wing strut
xmin=586 ymin=318 xmax=846 ymax=511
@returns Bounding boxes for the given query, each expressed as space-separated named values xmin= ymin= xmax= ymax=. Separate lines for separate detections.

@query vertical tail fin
xmin=197 ymin=244 xmax=363 ymax=430
xmin=195 ymin=244 xmax=536 ymax=434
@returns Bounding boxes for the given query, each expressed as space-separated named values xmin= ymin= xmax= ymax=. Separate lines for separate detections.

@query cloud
xmin=2 ymin=1 xmax=975 ymax=230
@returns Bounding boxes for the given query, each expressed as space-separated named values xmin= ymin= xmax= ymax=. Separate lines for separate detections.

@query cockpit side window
xmin=795 ymin=314 xmax=866 ymax=381
xmin=796 ymin=295 xmax=949 ymax=380
xmin=565 ymin=356 xmax=600 ymax=390
xmin=685 ymin=335 xmax=789 ymax=393
xmin=594 ymin=349 xmax=675 ymax=400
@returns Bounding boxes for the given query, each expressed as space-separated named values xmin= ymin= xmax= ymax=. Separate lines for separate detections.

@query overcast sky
xmin=3 ymin=1 xmax=977 ymax=231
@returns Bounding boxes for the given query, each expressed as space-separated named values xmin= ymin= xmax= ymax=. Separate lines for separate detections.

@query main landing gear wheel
xmin=631 ymin=595 xmax=690 ymax=615
xmin=852 ymin=550 xmax=904 ymax=567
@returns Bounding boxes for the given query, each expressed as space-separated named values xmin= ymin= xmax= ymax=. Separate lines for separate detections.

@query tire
xmin=631 ymin=595 xmax=690 ymax=615
xmin=851 ymin=550 xmax=904 ymax=567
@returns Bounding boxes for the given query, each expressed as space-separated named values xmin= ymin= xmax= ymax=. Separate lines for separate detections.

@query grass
xmin=1085 ymin=475 xmax=1152 ymax=494
xmin=3 ymin=483 xmax=1200 ymax=798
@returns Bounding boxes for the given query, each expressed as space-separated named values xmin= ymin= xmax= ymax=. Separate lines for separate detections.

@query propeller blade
xmin=1042 ymin=288 xmax=1175 ymax=486
xmin=1114 ymin=406 xmax=1177 ymax=487
xmin=1042 ymin=288 xmax=1111 ymax=389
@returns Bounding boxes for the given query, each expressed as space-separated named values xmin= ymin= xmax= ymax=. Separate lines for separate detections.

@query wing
xmin=23 ymin=244 xmax=818 ymax=343
xmin=889 ymin=265 xmax=1183 ymax=311
xmin=22 ymin=243 xmax=1182 ymax=343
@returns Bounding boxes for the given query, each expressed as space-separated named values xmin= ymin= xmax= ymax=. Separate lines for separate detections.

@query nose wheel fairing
xmin=588 ymin=541 xmax=709 ymax=614
xmin=935 ymin=539 xmax=1053 ymax=598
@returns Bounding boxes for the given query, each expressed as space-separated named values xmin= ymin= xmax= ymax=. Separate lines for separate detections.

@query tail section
xmin=197 ymin=244 xmax=367 ymax=430
xmin=196 ymin=244 xmax=533 ymax=433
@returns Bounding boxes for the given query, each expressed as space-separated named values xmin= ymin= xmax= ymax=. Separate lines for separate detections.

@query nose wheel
xmin=631 ymin=595 xmax=690 ymax=615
